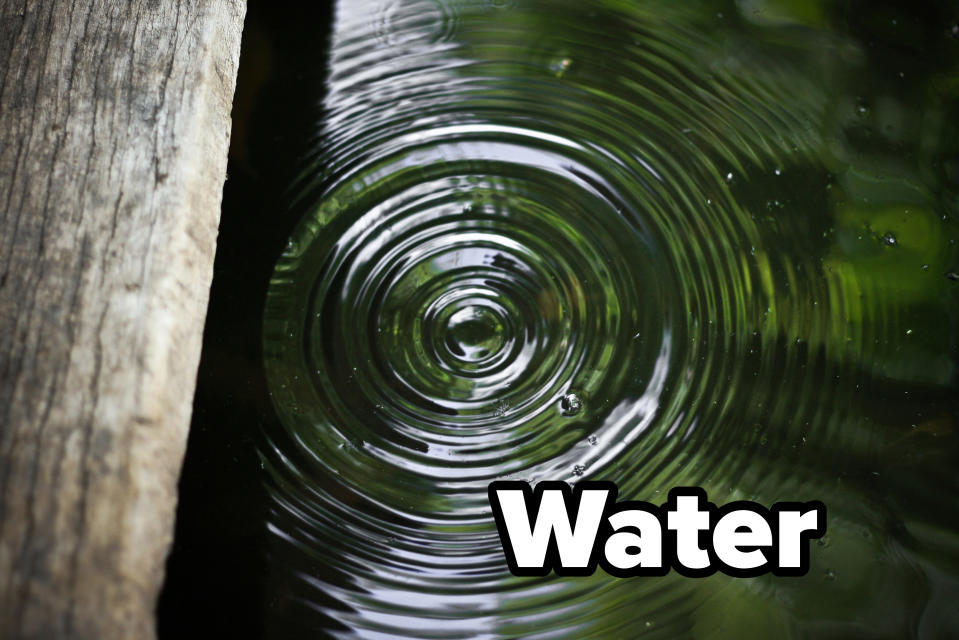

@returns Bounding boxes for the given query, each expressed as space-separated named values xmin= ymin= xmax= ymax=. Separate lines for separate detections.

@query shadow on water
xmin=156 ymin=1 xmax=333 ymax=638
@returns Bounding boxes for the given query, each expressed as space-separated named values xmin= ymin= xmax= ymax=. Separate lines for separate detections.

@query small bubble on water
xmin=587 ymin=435 xmax=598 ymax=446
xmin=921 ymin=264 xmax=930 ymax=271
xmin=882 ymin=233 xmax=897 ymax=246
xmin=561 ymin=393 xmax=583 ymax=416
xmin=550 ymin=57 xmax=572 ymax=77
xmin=824 ymin=568 xmax=837 ymax=581
xmin=947 ymin=272 xmax=959 ymax=281
xmin=774 ymin=168 xmax=782 ymax=176
xmin=725 ymin=172 xmax=733 ymax=183
xmin=572 ymin=464 xmax=586 ymax=477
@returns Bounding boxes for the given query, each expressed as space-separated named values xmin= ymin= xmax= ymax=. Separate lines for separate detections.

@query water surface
xmin=260 ymin=1 xmax=959 ymax=637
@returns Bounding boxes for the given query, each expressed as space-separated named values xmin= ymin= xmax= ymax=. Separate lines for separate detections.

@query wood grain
xmin=0 ymin=1 xmax=245 ymax=637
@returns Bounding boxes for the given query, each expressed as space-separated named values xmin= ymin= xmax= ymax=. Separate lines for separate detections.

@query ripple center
xmin=442 ymin=305 xmax=507 ymax=363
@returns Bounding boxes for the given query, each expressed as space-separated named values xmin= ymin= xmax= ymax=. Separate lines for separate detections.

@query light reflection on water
xmin=261 ymin=0 xmax=959 ymax=637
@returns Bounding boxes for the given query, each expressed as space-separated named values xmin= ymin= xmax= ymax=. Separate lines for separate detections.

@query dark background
xmin=156 ymin=1 xmax=332 ymax=637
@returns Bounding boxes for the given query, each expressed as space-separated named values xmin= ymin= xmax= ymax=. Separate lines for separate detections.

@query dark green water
xmin=255 ymin=0 xmax=959 ymax=637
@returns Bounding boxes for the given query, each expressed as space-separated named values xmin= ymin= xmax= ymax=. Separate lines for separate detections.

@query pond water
xmin=167 ymin=0 xmax=959 ymax=638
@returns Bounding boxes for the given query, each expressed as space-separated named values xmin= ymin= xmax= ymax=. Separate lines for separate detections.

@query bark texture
xmin=0 ymin=1 xmax=245 ymax=637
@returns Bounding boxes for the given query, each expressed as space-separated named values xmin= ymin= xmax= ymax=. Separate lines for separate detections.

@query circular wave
xmin=258 ymin=0 xmax=932 ymax=637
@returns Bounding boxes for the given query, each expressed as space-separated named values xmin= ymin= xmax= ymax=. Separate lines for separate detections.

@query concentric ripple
xmin=261 ymin=1 xmax=959 ymax=637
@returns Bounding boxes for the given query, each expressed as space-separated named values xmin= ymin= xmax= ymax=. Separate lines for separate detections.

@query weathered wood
xmin=0 ymin=1 xmax=245 ymax=637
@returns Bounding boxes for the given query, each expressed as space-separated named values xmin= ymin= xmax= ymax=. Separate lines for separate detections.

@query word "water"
xmin=489 ymin=482 xmax=826 ymax=578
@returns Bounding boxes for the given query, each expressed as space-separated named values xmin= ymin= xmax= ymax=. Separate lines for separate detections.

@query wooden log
xmin=0 ymin=1 xmax=245 ymax=637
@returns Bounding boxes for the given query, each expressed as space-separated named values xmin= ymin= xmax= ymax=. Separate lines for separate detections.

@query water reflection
xmin=261 ymin=0 xmax=959 ymax=637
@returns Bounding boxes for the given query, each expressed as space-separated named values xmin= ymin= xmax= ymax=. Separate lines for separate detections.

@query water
xmin=257 ymin=0 xmax=959 ymax=637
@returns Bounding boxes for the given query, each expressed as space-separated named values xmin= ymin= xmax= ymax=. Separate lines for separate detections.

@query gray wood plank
xmin=0 ymin=1 xmax=245 ymax=637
